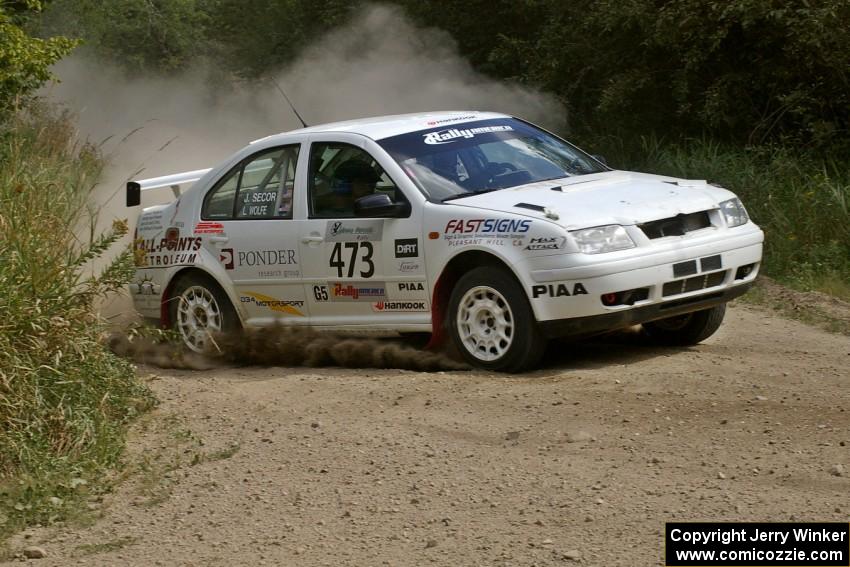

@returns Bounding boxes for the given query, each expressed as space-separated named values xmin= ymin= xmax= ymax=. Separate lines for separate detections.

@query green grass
xmin=0 ymin=108 xmax=154 ymax=546
xmin=603 ymin=137 xmax=850 ymax=300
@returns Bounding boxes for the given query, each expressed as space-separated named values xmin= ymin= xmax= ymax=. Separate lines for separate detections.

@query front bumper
xmin=522 ymin=225 xmax=763 ymax=327
xmin=538 ymin=281 xmax=752 ymax=339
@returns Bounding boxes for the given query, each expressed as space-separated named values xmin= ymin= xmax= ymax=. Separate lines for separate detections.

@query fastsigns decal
xmin=372 ymin=301 xmax=429 ymax=312
xmin=240 ymin=292 xmax=305 ymax=316
xmin=330 ymin=283 xmax=386 ymax=301
xmin=443 ymin=218 xmax=533 ymax=248
xmin=423 ymin=125 xmax=513 ymax=145
xmin=531 ymin=283 xmax=588 ymax=298
xmin=325 ymin=220 xmax=384 ymax=242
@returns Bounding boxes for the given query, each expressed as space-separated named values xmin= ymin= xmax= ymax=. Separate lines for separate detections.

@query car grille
xmin=639 ymin=211 xmax=712 ymax=239
xmin=662 ymin=270 xmax=728 ymax=297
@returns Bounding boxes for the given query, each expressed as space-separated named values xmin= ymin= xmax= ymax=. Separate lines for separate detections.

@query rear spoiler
xmin=126 ymin=168 xmax=212 ymax=207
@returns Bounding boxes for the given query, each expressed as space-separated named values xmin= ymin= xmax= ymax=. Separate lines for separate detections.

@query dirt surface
xmin=4 ymin=302 xmax=849 ymax=566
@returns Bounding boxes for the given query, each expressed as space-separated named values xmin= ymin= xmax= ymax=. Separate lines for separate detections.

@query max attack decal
xmin=325 ymin=220 xmax=384 ymax=242
xmin=423 ymin=125 xmax=513 ymax=145
xmin=525 ymin=236 xmax=567 ymax=251
xmin=531 ymin=283 xmax=588 ymax=298
xmin=330 ymin=283 xmax=386 ymax=301
xmin=240 ymin=292 xmax=305 ymax=316
xmin=194 ymin=221 xmax=225 ymax=235
xmin=372 ymin=301 xmax=428 ymax=312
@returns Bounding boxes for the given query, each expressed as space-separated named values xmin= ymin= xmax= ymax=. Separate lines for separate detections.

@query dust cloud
xmin=109 ymin=327 xmax=468 ymax=372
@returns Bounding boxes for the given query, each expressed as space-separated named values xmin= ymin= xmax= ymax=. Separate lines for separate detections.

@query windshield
xmin=377 ymin=118 xmax=606 ymax=201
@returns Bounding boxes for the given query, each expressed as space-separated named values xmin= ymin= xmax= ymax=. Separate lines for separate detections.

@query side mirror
xmin=592 ymin=154 xmax=608 ymax=166
xmin=354 ymin=193 xmax=410 ymax=218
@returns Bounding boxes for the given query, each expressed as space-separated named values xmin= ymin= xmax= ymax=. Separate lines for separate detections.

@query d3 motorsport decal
xmin=240 ymin=292 xmax=305 ymax=316
xmin=394 ymin=238 xmax=418 ymax=258
xmin=443 ymin=218 xmax=532 ymax=248
xmin=525 ymin=236 xmax=566 ymax=251
xmin=325 ymin=220 xmax=383 ymax=242
xmin=137 ymin=236 xmax=202 ymax=267
xmin=372 ymin=301 xmax=428 ymax=312
xmin=329 ymin=283 xmax=386 ymax=301
xmin=531 ymin=283 xmax=588 ymax=298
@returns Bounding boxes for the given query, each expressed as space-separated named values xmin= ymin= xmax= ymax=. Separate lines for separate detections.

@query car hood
xmin=446 ymin=171 xmax=732 ymax=230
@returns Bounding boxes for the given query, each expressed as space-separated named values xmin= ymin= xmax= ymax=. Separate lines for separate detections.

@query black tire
xmin=168 ymin=272 xmax=239 ymax=353
xmin=448 ymin=266 xmax=546 ymax=372
xmin=641 ymin=304 xmax=726 ymax=346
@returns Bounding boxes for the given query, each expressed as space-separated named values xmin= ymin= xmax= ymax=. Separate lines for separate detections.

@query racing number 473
xmin=329 ymin=242 xmax=374 ymax=278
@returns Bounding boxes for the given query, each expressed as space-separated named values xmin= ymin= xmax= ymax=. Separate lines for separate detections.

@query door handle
xmin=301 ymin=236 xmax=324 ymax=244
xmin=209 ymin=236 xmax=229 ymax=244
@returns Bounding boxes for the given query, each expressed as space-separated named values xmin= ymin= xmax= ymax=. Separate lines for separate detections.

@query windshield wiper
xmin=441 ymin=188 xmax=502 ymax=203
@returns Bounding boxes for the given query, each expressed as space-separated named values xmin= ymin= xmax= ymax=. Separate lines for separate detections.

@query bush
xmin=0 ymin=108 xmax=154 ymax=540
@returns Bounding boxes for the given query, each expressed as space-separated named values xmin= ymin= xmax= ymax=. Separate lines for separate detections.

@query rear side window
xmin=202 ymin=145 xmax=299 ymax=220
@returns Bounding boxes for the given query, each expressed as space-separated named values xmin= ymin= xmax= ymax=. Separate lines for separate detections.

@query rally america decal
xmin=329 ymin=282 xmax=386 ymax=301
xmin=443 ymin=218 xmax=532 ymax=247
xmin=240 ymin=292 xmax=305 ymax=316
xmin=325 ymin=220 xmax=384 ymax=242
xmin=423 ymin=125 xmax=513 ymax=145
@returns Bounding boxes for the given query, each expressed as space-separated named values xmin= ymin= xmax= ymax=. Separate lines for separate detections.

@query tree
xmin=0 ymin=0 xmax=76 ymax=118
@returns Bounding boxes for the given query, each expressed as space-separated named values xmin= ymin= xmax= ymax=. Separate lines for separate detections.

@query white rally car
xmin=127 ymin=111 xmax=763 ymax=371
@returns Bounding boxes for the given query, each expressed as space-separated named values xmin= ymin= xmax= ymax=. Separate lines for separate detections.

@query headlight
xmin=570 ymin=225 xmax=635 ymax=254
xmin=719 ymin=198 xmax=749 ymax=227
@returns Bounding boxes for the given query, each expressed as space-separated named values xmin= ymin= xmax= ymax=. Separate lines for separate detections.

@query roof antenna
xmin=274 ymin=80 xmax=308 ymax=128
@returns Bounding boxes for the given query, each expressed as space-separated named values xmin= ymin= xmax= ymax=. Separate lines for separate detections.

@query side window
xmin=309 ymin=142 xmax=405 ymax=218
xmin=202 ymin=145 xmax=299 ymax=220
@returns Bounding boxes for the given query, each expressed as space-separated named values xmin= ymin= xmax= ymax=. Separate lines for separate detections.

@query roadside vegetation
xmin=0 ymin=2 xmax=153 ymax=547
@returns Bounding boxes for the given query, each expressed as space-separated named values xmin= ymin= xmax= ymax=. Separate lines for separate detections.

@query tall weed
xmin=0 ymin=108 xmax=153 ymax=541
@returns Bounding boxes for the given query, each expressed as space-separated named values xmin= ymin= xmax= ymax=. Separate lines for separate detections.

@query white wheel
xmin=456 ymin=285 xmax=515 ymax=362
xmin=176 ymin=285 xmax=223 ymax=353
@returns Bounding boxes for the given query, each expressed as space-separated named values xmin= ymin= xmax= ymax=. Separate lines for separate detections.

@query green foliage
xmin=0 ymin=108 xmax=154 ymax=541
xmin=41 ymin=0 xmax=208 ymax=73
xmin=0 ymin=1 xmax=77 ymax=118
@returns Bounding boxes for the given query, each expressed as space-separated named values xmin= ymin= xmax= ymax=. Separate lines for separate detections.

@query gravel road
xmin=5 ymin=302 xmax=849 ymax=566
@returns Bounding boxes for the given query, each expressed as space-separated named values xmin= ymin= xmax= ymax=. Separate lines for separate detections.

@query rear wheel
xmin=448 ymin=266 xmax=546 ymax=372
xmin=642 ymin=304 xmax=726 ymax=346
xmin=169 ymin=273 xmax=239 ymax=353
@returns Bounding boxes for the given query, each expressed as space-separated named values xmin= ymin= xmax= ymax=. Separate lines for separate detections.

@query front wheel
xmin=448 ymin=266 xmax=546 ymax=372
xmin=169 ymin=273 xmax=239 ymax=353
xmin=641 ymin=304 xmax=726 ymax=346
